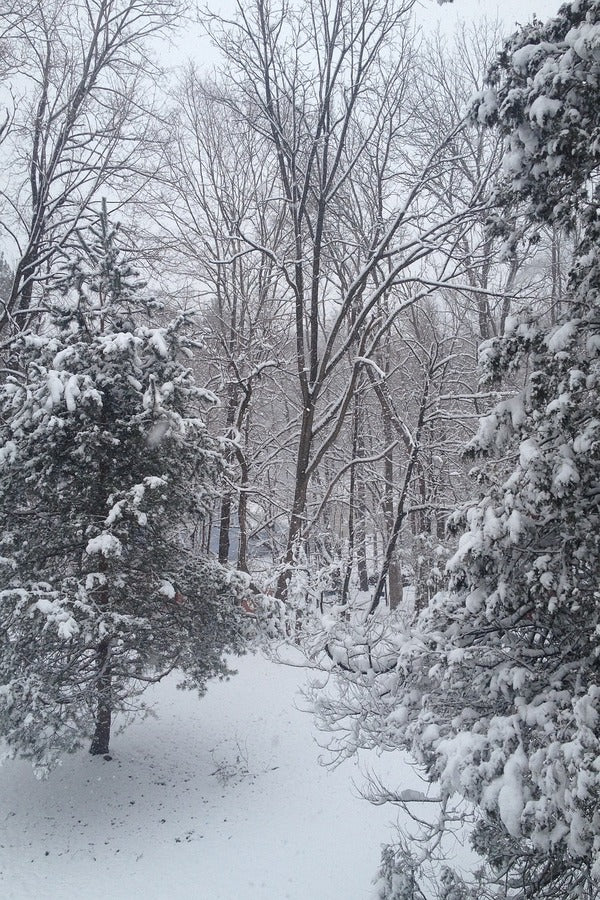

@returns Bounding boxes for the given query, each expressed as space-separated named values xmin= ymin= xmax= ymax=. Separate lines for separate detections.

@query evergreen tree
xmin=402 ymin=3 xmax=600 ymax=894
xmin=316 ymin=3 xmax=600 ymax=896
xmin=0 ymin=208 xmax=248 ymax=771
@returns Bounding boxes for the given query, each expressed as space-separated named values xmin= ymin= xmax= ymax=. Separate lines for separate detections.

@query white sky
xmin=420 ymin=0 xmax=561 ymax=34
xmin=176 ymin=0 xmax=563 ymax=74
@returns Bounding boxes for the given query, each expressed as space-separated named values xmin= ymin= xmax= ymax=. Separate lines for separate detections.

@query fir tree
xmin=0 ymin=207 xmax=248 ymax=771
xmin=398 ymin=3 xmax=600 ymax=894
xmin=315 ymin=4 xmax=600 ymax=896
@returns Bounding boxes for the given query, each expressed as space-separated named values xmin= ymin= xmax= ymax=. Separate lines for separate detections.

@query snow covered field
xmin=0 ymin=652 xmax=432 ymax=900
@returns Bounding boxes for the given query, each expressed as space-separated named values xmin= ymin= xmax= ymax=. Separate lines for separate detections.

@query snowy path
xmin=0 ymin=653 xmax=417 ymax=899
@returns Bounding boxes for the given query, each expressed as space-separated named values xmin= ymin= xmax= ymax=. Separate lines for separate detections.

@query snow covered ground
xmin=0 ymin=652 xmax=439 ymax=900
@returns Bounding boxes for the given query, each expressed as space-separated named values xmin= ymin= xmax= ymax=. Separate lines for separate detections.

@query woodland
xmin=1 ymin=1 xmax=600 ymax=898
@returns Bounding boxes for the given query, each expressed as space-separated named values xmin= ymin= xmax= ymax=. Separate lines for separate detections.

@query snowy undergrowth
xmin=0 ymin=653 xmax=463 ymax=900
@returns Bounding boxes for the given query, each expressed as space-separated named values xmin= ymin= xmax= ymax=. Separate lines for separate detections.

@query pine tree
xmin=390 ymin=3 xmax=600 ymax=894
xmin=315 ymin=4 xmax=600 ymax=896
xmin=0 ymin=207 xmax=248 ymax=771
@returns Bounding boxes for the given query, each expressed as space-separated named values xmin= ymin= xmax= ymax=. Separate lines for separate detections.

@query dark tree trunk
xmin=89 ymin=637 xmax=112 ymax=756
xmin=382 ymin=395 xmax=402 ymax=609
xmin=388 ymin=558 xmax=403 ymax=612
xmin=342 ymin=399 xmax=369 ymax=605
xmin=218 ymin=391 xmax=238 ymax=564
xmin=341 ymin=425 xmax=357 ymax=609
xmin=237 ymin=446 xmax=250 ymax=573
xmin=218 ymin=493 xmax=233 ymax=564
xmin=275 ymin=404 xmax=314 ymax=601
xmin=354 ymin=410 xmax=369 ymax=594
xmin=1 ymin=255 xmax=36 ymax=336
xmin=550 ymin=224 xmax=563 ymax=325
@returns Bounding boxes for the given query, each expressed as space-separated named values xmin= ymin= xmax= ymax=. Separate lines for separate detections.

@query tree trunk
xmin=341 ymin=414 xmax=358 ymax=608
xmin=343 ymin=399 xmax=370 ymax=602
xmin=275 ymin=405 xmax=313 ymax=600
xmin=237 ymin=445 xmax=250 ymax=573
xmin=2 ymin=255 xmax=36 ymax=336
xmin=550 ymin=224 xmax=562 ymax=325
xmin=388 ymin=557 xmax=404 ymax=612
xmin=218 ymin=493 xmax=233 ymax=564
xmin=218 ymin=390 xmax=238 ymax=564
xmin=89 ymin=637 xmax=112 ymax=756
xmin=382 ymin=397 xmax=403 ymax=609
xmin=355 ymin=413 xmax=369 ymax=594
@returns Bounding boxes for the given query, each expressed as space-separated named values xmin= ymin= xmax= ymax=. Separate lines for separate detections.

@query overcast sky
xmin=421 ymin=0 xmax=561 ymax=34
xmin=182 ymin=0 xmax=563 ymax=74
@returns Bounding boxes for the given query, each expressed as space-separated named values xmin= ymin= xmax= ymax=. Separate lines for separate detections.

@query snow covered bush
xmin=375 ymin=845 xmax=479 ymax=900
xmin=374 ymin=843 xmax=421 ymax=900
xmin=0 ymin=207 xmax=248 ymax=771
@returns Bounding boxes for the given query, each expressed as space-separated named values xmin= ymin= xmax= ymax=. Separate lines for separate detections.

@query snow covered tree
xmin=199 ymin=0 xmax=492 ymax=605
xmin=426 ymin=6 xmax=600 ymax=893
xmin=0 ymin=0 xmax=179 ymax=335
xmin=315 ymin=3 xmax=600 ymax=896
xmin=0 ymin=207 xmax=248 ymax=771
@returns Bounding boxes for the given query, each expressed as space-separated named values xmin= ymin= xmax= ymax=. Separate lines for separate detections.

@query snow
xmin=566 ymin=21 xmax=600 ymax=60
xmin=0 ymin=653 xmax=428 ymax=900
xmin=147 ymin=420 xmax=170 ymax=447
xmin=529 ymin=96 xmax=562 ymax=127
xmin=85 ymin=533 xmax=123 ymax=557
xmin=99 ymin=332 xmax=140 ymax=356
xmin=507 ymin=509 xmax=523 ymax=543
xmin=46 ymin=372 xmax=64 ymax=407
xmin=553 ymin=456 xmax=579 ymax=490
xmin=511 ymin=43 xmax=544 ymax=73
xmin=159 ymin=579 xmax=176 ymax=599
xmin=147 ymin=329 xmax=169 ymax=358
xmin=472 ymin=88 xmax=497 ymax=124
xmin=519 ymin=438 xmax=539 ymax=468
xmin=33 ymin=596 xmax=79 ymax=638
xmin=546 ymin=320 xmax=577 ymax=352
xmin=63 ymin=376 xmax=80 ymax=412
xmin=497 ymin=749 xmax=527 ymax=838
xmin=144 ymin=476 xmax=167 ymax=490
xmin=0 ymin=440 xmax=17 ymax=467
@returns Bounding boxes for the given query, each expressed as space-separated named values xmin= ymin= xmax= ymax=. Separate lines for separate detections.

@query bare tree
xmin=0 ymin=0 xmax=179 ymax=334
xmin=148 ymin=70 xmax=295 ymax=571
xmin=201 ymin=0 xmax=491 ymax=601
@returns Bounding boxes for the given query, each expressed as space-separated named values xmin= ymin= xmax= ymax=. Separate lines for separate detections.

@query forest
xmin=0 ymin=0 xmax=599 ymax=897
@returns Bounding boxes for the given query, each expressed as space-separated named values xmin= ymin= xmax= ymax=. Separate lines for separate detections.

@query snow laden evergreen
xmin=316 ymin=3 xmax=600 ymax=897
xmin=0 ymin=210 xmax=248 ymax=772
